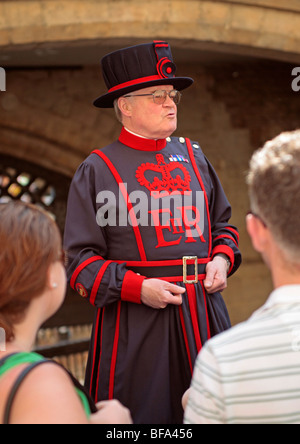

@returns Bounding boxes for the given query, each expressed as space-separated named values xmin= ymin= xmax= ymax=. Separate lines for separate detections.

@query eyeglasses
xmin=123 ymin=90 xmax=182 ymax=105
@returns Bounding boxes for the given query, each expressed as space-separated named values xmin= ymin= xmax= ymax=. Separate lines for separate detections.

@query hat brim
xmin=93 ymin=77 xmax=194 ymax=108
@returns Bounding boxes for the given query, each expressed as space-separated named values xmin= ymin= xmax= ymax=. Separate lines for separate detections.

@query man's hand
xmin=141 ymin=279 xmax=186 ymax=309
xmin=204 ymin=255 xmax=230 ymax=294
xmin=90 ymin=400 xmax=133 ymax=424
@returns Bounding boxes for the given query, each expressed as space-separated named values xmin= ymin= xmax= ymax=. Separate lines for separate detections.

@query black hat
xmin=93 ymin=41 xmax=194 ymax=108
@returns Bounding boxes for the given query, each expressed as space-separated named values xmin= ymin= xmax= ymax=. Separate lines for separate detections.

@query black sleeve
xmin=205 ymin=156 xmax=242 ymax=276
xmin=63 ymin=161 xmax=145 ymax=308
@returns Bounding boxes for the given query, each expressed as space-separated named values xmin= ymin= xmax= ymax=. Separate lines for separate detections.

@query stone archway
xmin=0 ymin=0 xmax=300 ymax=65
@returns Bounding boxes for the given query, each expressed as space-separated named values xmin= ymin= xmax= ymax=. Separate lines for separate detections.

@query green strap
xmin=0 ymin=352 xmax=43 ymax=377
xmin=75 ymin=388 xmax=92 ymax=419
xmin=0 ymin=352 xmax=91 ymax=420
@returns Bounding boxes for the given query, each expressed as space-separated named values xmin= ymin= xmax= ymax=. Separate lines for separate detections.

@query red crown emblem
xmin=136 ymin=154 xmax=191 ymax=198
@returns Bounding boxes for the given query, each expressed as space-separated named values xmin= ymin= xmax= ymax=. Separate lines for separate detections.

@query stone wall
xmin=1 ymin=0 xmax=300 ymax=63
xmin=1 ymin=57 xmax=299 ymax=325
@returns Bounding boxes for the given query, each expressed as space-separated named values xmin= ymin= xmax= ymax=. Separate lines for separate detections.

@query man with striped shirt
xmin=184 ymin=131 xmax=300 ymax=424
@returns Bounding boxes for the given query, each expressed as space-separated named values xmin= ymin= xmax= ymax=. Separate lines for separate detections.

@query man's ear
xmin=246 ymin=213 xmax=268 ymax=254
xmin=118 ymin=97 xmax=132 ymax=117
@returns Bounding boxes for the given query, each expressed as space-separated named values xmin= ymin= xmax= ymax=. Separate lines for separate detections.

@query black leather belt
xmin=125 ymin=256 xmax=208 ymax=283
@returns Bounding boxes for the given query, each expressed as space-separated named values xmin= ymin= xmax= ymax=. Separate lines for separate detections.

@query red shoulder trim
xmin=92 ymin=149 xmax=147 ymax=261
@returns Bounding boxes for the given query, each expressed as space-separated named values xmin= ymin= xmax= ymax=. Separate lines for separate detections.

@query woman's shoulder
xmin=1 ymin=356 xmax=88 ymax=424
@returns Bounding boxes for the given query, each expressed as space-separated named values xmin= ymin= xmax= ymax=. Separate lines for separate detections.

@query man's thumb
xmin=204 ymin=265 xmax=215 ymax=289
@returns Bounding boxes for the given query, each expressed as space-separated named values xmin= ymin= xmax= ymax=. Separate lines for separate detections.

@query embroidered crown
xmin=136 ymin=154 xmax=191 ymax=199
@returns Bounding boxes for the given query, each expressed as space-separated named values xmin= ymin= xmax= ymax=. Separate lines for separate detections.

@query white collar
xmin=124 ymin=127 xmax=149 ymax=140
xmin=251 ymin=285 xmax=300 ymax=319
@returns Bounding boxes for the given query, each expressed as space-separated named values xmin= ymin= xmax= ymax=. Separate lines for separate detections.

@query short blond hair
xmin=247 ymin=130 xmax=300 ymax=262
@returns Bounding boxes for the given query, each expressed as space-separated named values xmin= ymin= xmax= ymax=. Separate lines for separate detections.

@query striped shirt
xmin=184 ymin=285 xmax=300 ymax=424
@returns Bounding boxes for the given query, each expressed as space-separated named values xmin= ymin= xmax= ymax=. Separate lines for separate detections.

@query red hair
xmin=0 ymin=201 xmax=62 ymax=341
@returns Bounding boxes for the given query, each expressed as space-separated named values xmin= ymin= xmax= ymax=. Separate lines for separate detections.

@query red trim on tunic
xmin=225 ymin=226 xmax=240 ymax=243
xmin=185 ymin=138 xmax=212 ymax=256
xmin=90 ymin=261 xmax=113 ymax=306
xmin=70 ymin=256 xmax=104 ymax=290
xmin=92 ymin=149 xmax=147 ymax=261
xmin=109 ymin=301 xmax=122 ymax=400
xmin=212 ymin=244 xmax=235 ymax=274
xmin=119 ymin=127 xmax=167 ymax=151
xmin=89 ymin=308 xmax=103 ymax=397
xmin=186 ymin=284 xmax=202 ymax=353
xmin=200 ymin=280 xmax=211 ymax=340
xmin=91 ymin=149 xmax=149 ymax=400
xmin=115 ymin=258 xmax=211 ymax=267
xmin=156 ymin=274 xmax=206 ymax=283
xmin=179 ymin=307 xmax=193 ymax=374
xmin=214 ymin=234 xmax=239 ymax=248
xmin=121 ymin=271 xmax=145 ymax=304
xmin=95 ymin=308 xmax=105 ymax=402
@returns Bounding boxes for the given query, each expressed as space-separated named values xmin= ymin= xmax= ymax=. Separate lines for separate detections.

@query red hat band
xmin=108 ymin=75 xmax=164 ymax=93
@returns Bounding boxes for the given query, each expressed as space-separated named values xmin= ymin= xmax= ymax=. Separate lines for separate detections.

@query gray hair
xmin=114 ymin=98 xmax=123 ymax=124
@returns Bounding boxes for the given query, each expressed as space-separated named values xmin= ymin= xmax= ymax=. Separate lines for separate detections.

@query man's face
xmin=122 ymin=85 xmax=178 ymax=139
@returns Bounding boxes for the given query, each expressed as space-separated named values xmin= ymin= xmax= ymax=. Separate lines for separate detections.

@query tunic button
xmin=166 ymin=137 xmax=171 ymax=142
xmin=193 ymin=143 xmax=200 ymax=149
xmin=179 ymin=137 xmax=185 ymax=144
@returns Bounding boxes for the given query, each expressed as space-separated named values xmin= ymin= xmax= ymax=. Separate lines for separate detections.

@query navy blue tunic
xmin=64 ymin=128 xmax=241 ymax=424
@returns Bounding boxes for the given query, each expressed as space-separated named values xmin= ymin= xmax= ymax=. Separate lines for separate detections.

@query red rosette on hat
xmin=156 ymin=57 xmax=176 ymax=79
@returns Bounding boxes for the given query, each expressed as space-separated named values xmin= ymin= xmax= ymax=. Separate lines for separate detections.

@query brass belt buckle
xmin=183 ymin=256 xmax=198 ymax=284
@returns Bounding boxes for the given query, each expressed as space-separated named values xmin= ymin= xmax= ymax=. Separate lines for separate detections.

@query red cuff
xmin=212 ymin=245 xmax=235 ymax=274
xmin=121 ymin=271 xmax=145 ymax=304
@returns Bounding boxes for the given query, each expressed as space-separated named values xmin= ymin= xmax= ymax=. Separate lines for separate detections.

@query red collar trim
xmin=119 ymin=127 xmax=167 ymax=151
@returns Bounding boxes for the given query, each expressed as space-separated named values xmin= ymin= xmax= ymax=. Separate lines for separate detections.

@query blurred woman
xmin=0 ymin=201 xmax=132 ymax=424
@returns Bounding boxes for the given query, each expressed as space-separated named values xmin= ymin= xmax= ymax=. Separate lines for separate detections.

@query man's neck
xmin=272 ymin=268 xmax=300 ymax=290
xmin=270 ymin=252 xmax=300 ymax=290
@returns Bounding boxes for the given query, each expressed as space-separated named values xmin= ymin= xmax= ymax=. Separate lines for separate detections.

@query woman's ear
xmin=44 ymin=261 xmax=66 ymax=319
xmin=46 ymin=262 xmax=58 ymax=291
